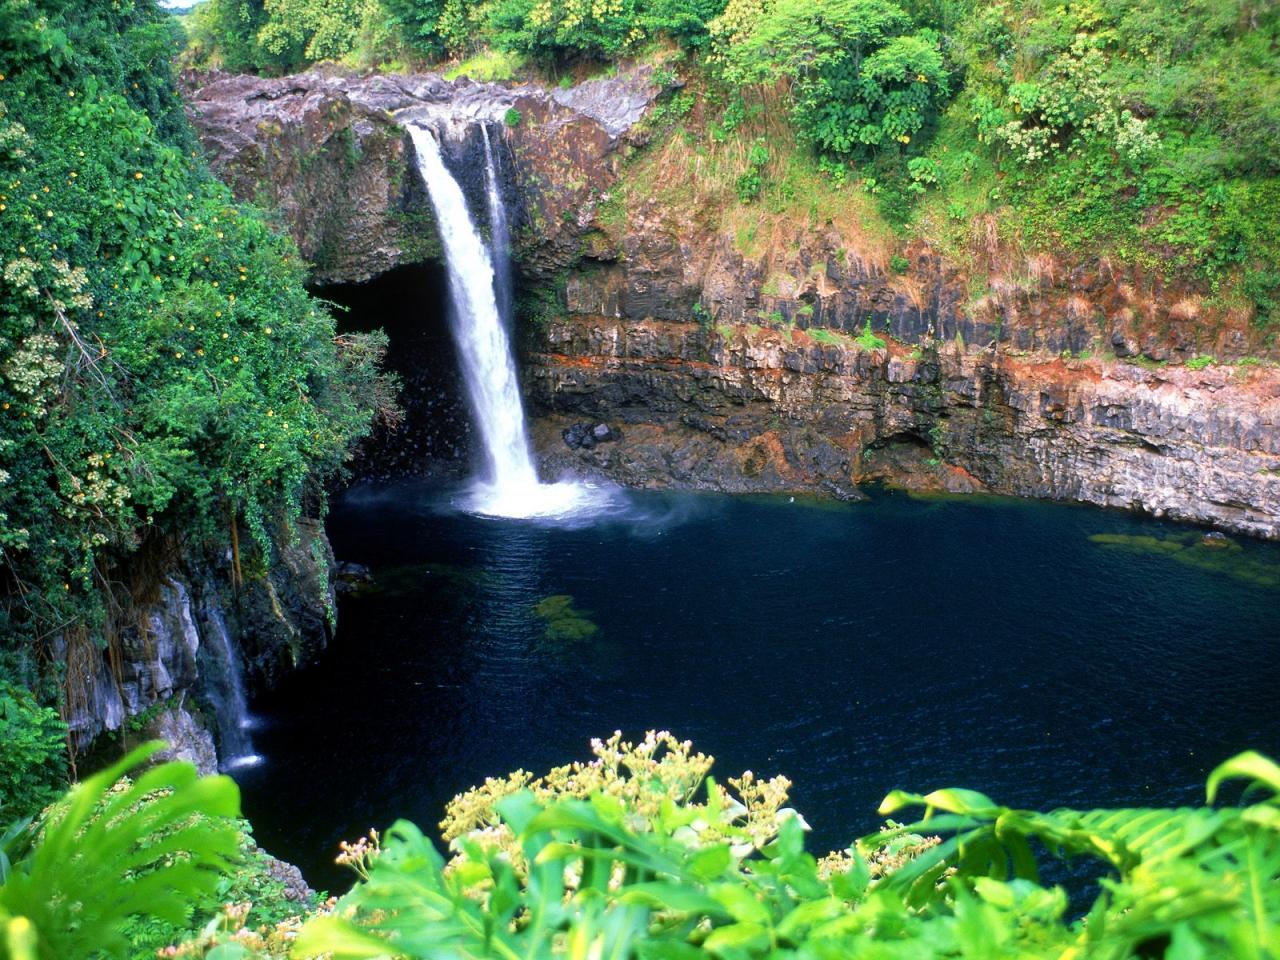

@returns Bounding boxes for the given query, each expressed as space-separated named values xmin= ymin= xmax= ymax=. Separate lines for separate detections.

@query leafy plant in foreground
xmin=0 ymin=741 xmax=241 ymax=960
xmin=0 ymin=686 xmax=66 ymax=822
xmin=292 ymin=742 xmax=1280 ymax=959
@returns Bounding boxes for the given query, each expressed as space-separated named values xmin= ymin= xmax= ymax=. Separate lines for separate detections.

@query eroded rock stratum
xmin=186 ymin=69 xmax=1280 ymax=538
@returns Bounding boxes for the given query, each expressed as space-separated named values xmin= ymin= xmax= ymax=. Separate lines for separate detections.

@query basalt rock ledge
xmin=526 ymin=318 xmax=1280 ymax=539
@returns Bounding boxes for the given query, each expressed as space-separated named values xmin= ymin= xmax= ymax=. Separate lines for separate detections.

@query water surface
xmin=237 ymin=485 xmax=1280 ymax=889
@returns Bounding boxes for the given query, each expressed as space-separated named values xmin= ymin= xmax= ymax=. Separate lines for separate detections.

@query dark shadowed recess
xmin=314 ymin=263 xmax=471 ymax=481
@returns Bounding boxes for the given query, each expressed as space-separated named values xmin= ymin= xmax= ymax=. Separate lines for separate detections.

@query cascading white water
xmin=202 ymin=603 xmax=260 ymax=770
xmin=407 ymin=123 xmax=611 ymax=519
xmin=480 ymin=125 xmax=513 ymax=330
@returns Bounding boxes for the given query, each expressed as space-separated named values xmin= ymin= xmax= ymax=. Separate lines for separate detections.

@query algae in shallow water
xmin=532 ymin=594 xmax=600 ymax=642
xmin=1089 ymin=532 xmax=1280 ymax=589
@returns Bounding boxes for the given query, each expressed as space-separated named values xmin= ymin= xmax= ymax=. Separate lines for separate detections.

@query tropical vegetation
xmin=183 ymin=0 xmax=1280 ymax=328
xmin=1 ymin=733 xmax=1278 ymax=959
xmin=0 ymin=0 xmax=392 ymax=793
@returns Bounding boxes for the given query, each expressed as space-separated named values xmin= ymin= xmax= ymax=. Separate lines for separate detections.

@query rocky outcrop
xmin=183 ymin=67 xmax=662 ymax=285
xmin=184 ymin=68 xmax=1280 ymax=538
xmin=527 ymin=318 xmax=1280 ymax=538
xmin=185 ymin=67 xmax=1271 ymax=361
xmin=62 ymin=522 xmax=336 ymax=763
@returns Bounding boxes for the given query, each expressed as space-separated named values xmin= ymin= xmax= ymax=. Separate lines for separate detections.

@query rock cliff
xmin=63 ymin=520 xmax=335 ymax=768
xmin=527 ymin=318 xmax=1280 ymax=539
xmin=185 ymin=69 xmax=1280 ymax=540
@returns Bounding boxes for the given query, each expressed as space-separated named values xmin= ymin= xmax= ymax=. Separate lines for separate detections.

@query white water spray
xmin=480 ymin=125 xmax=514 ymax=327
xmin=203 ymin=603 xmax=261 ymax=770
xmin=407 ymin=123 xmax=610 ymax=519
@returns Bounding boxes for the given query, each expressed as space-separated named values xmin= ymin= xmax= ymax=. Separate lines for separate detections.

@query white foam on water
xmin=407 ymin=123 xmax=619 ymax=521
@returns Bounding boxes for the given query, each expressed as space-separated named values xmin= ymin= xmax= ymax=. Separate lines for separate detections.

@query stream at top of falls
xmin=234 ymin=482 xmax=1280 ymax=890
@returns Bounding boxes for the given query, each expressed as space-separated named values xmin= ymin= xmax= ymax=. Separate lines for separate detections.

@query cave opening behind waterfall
xmin=315 ymin=262 xmax=472 ymax=481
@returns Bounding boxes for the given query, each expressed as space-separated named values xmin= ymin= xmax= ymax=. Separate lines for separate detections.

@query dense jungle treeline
xmin=187 ymin=0 xmax=1280 ymax=330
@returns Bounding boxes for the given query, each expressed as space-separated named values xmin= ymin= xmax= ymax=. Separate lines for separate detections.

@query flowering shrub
xmin=0 ymin=1 xmax=389 ymax=660
xmin=292 ymin=740 xmax=1280 ymax=960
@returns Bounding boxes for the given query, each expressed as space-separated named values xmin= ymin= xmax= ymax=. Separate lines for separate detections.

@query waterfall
xmin=202 ymin=603 xmax=260 ymax=770
xmin=406 ymin=122 xmax=611 ymax=519
xmin=480 ymin=125 xmax=514 ymax=331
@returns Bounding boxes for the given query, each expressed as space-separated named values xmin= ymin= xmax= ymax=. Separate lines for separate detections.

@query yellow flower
xmin=233 ymin=355 xmax=240 ymax=362
xmin=134 ymin=172 xmax=143 ymax=180
xmin=258 ymin=442 xmax=265 ymax=449
xmin=263 ymin=326 xmax=272 ymax=335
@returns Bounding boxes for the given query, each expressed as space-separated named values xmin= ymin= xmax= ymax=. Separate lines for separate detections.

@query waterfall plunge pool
xmin=235 ymin=481 xmax=1280 ymax=890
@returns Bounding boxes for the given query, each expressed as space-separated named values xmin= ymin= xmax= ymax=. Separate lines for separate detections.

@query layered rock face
xmin=185 ymin=69 xmax=1280 ymax=539
xmin=527 ymin=318 xmax=1280 ymax=538
xmin=63 ymin=520 xmax=335 ymax=765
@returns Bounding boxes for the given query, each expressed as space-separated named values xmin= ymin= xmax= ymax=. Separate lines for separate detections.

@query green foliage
xmin=0 ymin=0 xmax=387 ymax=650
xmin=1243 ymin=267 xmax=1280 ymax=328
xmin=855 ymin=318 xmax=888 ymax=349
xmin=0 ymin=741 xmax=240 ymax=960
xmin=735 ymin=137 xmax=769 ymax=202
xmin=120 ymin=814 xmax=317 ymax=960
xmin=944 ymin=0 xmax=1280 ymax=305
xmin=188 ymin=0 xmax=396 ymax=71
xmin=256 ymin=0 xmax=387 ymax=64
xmin=292 ymin=742 xmax=1280 ymax=960
xmin=889 ymin=253 xmax=910 ymax=273
xmin=503 ymin=106 xmax=522 ymax=127
xmin=444 ymin=47 xmax=526 ymax=81
xmin=0 ymin=688 xmax=66 ymax=822
xmin=713 ymin=0 xmax=950 ymax=159
xmin=383 ymin=0 xmax=727 ymax=62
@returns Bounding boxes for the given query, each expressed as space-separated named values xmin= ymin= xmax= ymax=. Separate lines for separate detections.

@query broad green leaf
xmin=688 ymin=843 xmax=732 ymax=880
xmin=1207 ymin=751 xmax=1280 ymax=803
xmin=703 ymin=920 xmax=769 ymax=953
xmin=291 ymin=915 xmax=395 ymax=959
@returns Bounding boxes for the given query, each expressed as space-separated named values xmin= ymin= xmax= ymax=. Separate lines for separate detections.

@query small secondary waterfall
xmin=480 ymin=125 xmax=514 ymax=331
xmin=407 ymin=122 xmax=609 ymax=518
xmin=202 ymin=604 xmax=260 ymax=770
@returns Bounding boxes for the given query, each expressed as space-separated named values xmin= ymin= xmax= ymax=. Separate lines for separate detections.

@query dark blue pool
xmin=236 ymin=483 xmax=1280 ymax=889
